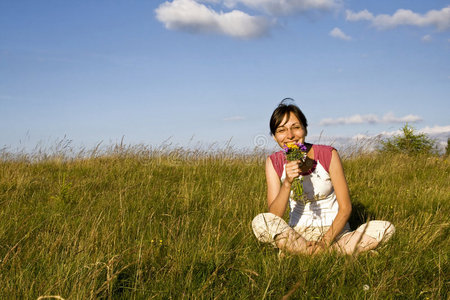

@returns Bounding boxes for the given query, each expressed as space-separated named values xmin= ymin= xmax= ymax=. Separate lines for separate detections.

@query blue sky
xmin=1 ymin=0 xmax=449 ymax=153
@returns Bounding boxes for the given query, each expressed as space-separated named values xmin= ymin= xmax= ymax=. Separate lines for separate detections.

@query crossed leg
xmin=274 ymin=224 xmax=391 ymax=255
xmin=252 ymin=213 xmax=394 ymax=255
xmin=275 ymin=228 xmax=378 ymax=255
xmin=332 ymin=231 xmax=379 ymax=255
xmin=333 ymin=220 xmax=395 ymax=254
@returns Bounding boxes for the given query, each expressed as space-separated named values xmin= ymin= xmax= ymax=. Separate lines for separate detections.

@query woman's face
xmin=273 ymin=112 xmax=307 ymax=148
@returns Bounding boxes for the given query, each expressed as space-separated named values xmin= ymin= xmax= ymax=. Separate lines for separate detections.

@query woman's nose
xmin=287 ymin=128 xmax=295 ymax=138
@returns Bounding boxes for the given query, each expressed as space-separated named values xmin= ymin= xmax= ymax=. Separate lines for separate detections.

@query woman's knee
xmin=251 ymin=212 xmax=290 ymax=246
xmin=356 ymin=220 xmax=395 ymax=243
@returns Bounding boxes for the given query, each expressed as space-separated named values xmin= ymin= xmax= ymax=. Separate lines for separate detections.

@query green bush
xmin=380 ymin=124 xmax=437 ymax=155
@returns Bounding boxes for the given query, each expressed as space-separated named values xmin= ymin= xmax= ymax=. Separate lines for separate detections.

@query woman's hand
xmin=285 ymin=160 xmax=301 ymax=184
xmin=306 ymin=241 xmax=327 ymax=255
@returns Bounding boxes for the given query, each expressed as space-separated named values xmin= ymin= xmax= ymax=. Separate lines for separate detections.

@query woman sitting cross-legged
xmin=252 ymin=99 xmax=395 ymax=255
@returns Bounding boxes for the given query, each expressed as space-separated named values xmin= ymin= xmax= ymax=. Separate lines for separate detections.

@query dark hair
xmin=269 ymin=98 xmax=308 ymax=136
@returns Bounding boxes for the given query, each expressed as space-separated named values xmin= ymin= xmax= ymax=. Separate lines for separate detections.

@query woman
xmin=252 ymin=99 xmax=395 ymax=255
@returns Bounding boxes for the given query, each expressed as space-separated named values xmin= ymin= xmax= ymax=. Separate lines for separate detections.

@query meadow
xmin=0 ymin=144 xmax=448 ymax=299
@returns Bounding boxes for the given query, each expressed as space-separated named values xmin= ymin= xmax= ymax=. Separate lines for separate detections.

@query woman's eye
xmin=276 ymin=128 xmax=286 ymax=133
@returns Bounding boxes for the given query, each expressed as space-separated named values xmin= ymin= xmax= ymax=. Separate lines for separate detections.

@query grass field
xmin=0 ymin=145 xmax=448 ymax=299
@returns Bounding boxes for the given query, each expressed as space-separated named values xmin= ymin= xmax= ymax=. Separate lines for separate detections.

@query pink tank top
xmin=269 ymin=144 xmax=338 ymax=228
xmin=269 ymin=144 xmax=335 ymax=178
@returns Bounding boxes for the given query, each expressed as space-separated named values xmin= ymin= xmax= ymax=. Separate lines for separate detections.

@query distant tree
xmin=380 ymin=124 xmax=437 ymax=155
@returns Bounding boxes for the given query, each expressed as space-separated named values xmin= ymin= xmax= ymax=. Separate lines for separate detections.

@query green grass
xmin=0 ymin=146 xmax=448 ymax=299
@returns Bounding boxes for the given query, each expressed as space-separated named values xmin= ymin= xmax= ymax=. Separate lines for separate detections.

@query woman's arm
xmin=266 ymin=157 xmax=301 ymax=217
xmin=319 ymin=149 xmax=352 ymax=246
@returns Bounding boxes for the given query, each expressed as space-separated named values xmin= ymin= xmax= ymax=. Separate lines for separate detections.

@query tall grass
xmin=0 ymin=145 xmax=448 ymax=299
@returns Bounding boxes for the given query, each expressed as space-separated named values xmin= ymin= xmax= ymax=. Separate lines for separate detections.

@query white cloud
xmin=155 ymin=0 xmax=272 ymax=39
xmin=382 ymin=112 xmax=422 ymax=123
xmin=224 ymin=0 xmax=339 ymax=16
xmin=421 ymin=34 xmax=432 ymax=42
xmin=320 ymin=114 xmax=377 ymax=125
xmin=223 ymin=115 xmax=245 ymax=121
xmin=319 ymin=112 xmax=423 ymax=126
xmin=155 ymin=0 xmax=343 ymax=38
xmin=329 ymin=27 xmax=351 ymax=40
xmin=376 ymin=130 xmax=402 ymax=137
xmin=351 ymin=125 xmax=450 ymax=139
xmin=419 ymin=125 xmax=450 ymax=135
xmin=346 ymin=6 xmax=450 ymax=31
xmin=345 ymin=9 xmax=373 ymax=22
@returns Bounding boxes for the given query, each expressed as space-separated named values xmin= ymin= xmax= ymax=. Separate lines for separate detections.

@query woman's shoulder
xmin=269 ymin=150 xmax=285 ymax=159
xmin=311 ymin=144 xmax=336 ymax=173
xmin=268 ymin=150 xmax=286 ymax=178
xmin=312 ymin=144 xmax=336 ymax=153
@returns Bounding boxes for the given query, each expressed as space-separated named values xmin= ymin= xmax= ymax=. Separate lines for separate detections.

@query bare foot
xmin=274 ymin=229 xmax=309 ymax=254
